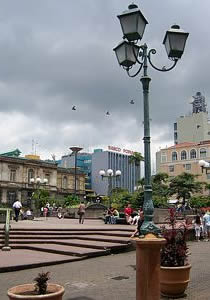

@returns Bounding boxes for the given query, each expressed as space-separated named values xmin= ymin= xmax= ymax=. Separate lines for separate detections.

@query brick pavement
xmin=1 ymin=241 xmax=210 ymax=300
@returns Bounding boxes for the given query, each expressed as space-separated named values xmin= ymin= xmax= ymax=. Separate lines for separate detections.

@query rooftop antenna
xmin=32 ymin=139 xmax=34 ymax=154
xmin=34 ymin=141 xmax=38 ymax=155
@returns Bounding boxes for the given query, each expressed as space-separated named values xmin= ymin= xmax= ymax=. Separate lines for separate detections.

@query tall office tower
xmin=91 ymin=149 xmax=141 ymax=196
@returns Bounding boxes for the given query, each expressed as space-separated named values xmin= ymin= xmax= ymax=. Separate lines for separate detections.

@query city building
xmin=174 ymin=92 xmax=210 ymax=144
xmin=91 ymin=148 xmax=141 ymax=195
xmin=0 ymin=149 xmax=85 ymax=206
xmin=59 ymin=152 xmax=92 ymax=190
xmin=156 ymin=141 xmax=210 ymax=183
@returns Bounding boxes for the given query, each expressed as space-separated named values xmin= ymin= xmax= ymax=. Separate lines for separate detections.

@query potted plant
xmin=7 ymin=271 xmax=65 ymax=300
xmin=160 ymin=208 xmax=191 ymax=298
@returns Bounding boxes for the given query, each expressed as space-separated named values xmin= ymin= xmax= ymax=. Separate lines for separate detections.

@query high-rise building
xmin=60 ymin=148 xmax=141 ymax=196
xmin=91 ymin=149 xmax=141 ymax=195
xmin=174 ymin=92 xmax=210 ymax=144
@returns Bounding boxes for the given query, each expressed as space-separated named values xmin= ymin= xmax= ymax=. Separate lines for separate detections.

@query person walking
xmin=78 ymin=201 xmax=86 ymax=224
xmin=13 ymin=200 xmax=22 ymax=222
xmin=43 ymin=206 xmax=48 ymax=220
xmin=193 ymin=214 xmax=202 ymax=242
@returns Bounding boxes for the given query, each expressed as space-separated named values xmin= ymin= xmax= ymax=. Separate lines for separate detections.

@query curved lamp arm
xmin=126 ymin=46 xmax=144 ymax=77
xmin=148 ymin=49 xmax=178 ymax=72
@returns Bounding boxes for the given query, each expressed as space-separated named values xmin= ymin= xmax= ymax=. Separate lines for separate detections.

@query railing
xmin=0 ymin=208 xmax=12 ymax=251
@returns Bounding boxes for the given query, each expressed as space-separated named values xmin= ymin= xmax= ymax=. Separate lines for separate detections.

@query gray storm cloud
xmin=0 ymin=0 xmax=208 ymax=158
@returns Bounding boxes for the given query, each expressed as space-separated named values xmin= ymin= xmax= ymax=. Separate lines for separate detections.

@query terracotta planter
xmin=160 ymin=264 xmax=191 ymax=298
xmin=7 ymin=283 xmax=64 ymax=300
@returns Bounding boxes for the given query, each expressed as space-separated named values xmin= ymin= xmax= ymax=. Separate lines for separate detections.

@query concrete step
xmin=5 ymin=230 xmax=132 ymax=237
xmin=1 ymin=238 xmax=129 ymax=250
xmin=11 ymin=243 xmax=109 ymax=257
xmin=0 ymin=249 xmax=84 ymax=273
xmin=0 ymin=234 xmax=131 ymax=244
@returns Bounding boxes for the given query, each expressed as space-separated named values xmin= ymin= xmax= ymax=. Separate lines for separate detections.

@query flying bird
xmin=106 ymin=111 xmax=110 ymax=116
xmin=72 ymin=105 xmax=76 ymax=111
xmin=130 ymin=100 xmax=135 ymax=104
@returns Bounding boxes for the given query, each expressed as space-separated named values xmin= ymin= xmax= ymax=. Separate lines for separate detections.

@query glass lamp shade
xmin=199 ymin=160 xmax=206 ymax=167
xmin=107 ymin=169 xmax=114 ymax=176
xmin=117 ymin=3 xmax=148 ymax=42
xmin=99 ymin=170 xmax=106 ymax=176
xmin=204 ymin=162 xmax=210 ymax=168
xmin=36 ymin=177 xmax=41 ymax=184
xmin=113 ymin=40 xmax=139 ymax=68
xmin=115 ymin=170 xmax=122 ymax=176
xmin=43 ymin=178 xmax=48 ymax=184
xmin=30 ymin=178 xmax=35 ymax=184
xmin=163 ymin=25 xmax=189 ymax=59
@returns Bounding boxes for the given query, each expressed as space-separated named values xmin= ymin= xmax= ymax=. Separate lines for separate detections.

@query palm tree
xmin=129 ymin=152 xmax=144 ymax=166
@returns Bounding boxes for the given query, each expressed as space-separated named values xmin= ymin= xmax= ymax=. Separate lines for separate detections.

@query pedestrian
xmin=78 ymin=201 xmax=86 ymax=224
xmin=193 ymin=214 xmax=202 ymax=242
xmin=203 ymin=210 xmax=210 ymax=241
xmin=13 ymin=200 xmax=22 ymax=222
xmin=124 ymin=203 xmax=133 ymax=224
xmin=43 ymin=206 xmax=48 ymax=220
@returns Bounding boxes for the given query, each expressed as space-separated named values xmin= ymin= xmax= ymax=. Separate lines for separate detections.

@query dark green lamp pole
xmin=70 ymin=147 xmax=83 ymax=197
xmin=114 ymin=3 xmax=189 ymax=237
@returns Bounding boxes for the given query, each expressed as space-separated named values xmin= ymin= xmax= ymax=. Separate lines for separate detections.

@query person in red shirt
xmin=124 ymin=203 xmax=133 ymax=224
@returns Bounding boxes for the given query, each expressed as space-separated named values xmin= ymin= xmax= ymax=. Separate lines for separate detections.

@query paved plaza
xmin=0 ymin=218 xmax=210 ymax=299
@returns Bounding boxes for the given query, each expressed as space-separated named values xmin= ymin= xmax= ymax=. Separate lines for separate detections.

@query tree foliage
xmin=169 ymin=172 xmax=203 ymax=204
xmin=64 ymin=194 xmax=80 ymax=207
xmin=129 ymin=152 xmax=144 ymax=166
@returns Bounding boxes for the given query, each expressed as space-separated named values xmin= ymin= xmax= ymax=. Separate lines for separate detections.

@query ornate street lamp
xmin=30 ymin=177 xmax=48 ymax=211
xmin=114 ymin=3 xmax=189 ymax=237
xmin=199 ymin=160 xmax=210 ymax=174
xmin=99 ymin=169 xmax=122 ymax=207
xmin=70 ymin=146 xmax=83 ymax=197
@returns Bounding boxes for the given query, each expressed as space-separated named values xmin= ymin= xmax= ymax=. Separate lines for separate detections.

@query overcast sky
xmin=0 ymin=0 xmax=209 ymax=165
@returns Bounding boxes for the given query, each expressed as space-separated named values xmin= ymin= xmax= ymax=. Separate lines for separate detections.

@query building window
xmin=181 ymin=150 xmax=187 ymax=160
xmin=207 ymin=173 xmax=210 ymax=180
xmin=169 ymin=165 xmax=174 ymax=172
xmin=62 ymin=176 xmax=67 ymax=189
xmin=172 ymin=152 xmax=177 ymax=161
xmin=185 ymin=164 xmax=191 ymax=170
xmin=7 ymin=191 xmax=16 ymax=206
xmin=190 ymin=149 xmax=196 ymax=159
xmin=45 ymin=173 xmax=50 ymax=185
xmin=174 ymin=123 xmax=177 ymax=130
xmin=200 ymin=148 xmax=207 ymax=158
xmin=161 ymin=153 xmax=167 ymax=163
xmin=28 ymin=169 xmax=34 ymax=183
xmin=174 ymin=132 xmax=177 ymax=141
xmin=10 ymin=169 xmax=16 ymax=182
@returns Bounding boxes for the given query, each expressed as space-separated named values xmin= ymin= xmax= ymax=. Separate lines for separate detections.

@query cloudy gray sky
xmin=0 ymin=0 xmax=208 ymax=164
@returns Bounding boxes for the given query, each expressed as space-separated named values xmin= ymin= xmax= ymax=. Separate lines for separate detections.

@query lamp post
xmin=113 ymin=4 xmax=189 ymax=300
xmin=199 ymin=160 xmax=210 ymax=174
xmin=99 ymin=169 xmax=121 ymax=207
xmin=30 ymin=177 xmax=48 ymax=212
xmin=114 ymin=3 xmax=189 ymax=237
xmin=70 ymin=147 xmax=83 ymax=197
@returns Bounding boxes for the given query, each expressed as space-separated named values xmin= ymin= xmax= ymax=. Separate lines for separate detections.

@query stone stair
xmin=0 ymin=227 xmax=134 ymax=272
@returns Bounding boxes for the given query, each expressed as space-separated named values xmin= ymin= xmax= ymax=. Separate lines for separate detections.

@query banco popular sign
xmin=108 ymin=145 xmax=134 ymax=155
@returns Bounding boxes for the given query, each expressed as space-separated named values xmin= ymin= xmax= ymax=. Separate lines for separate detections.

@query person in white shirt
xmin=12 ymin=200 xmax=22 ymax=222
xmin=203 ymin=211 xmax=210 ymax=241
